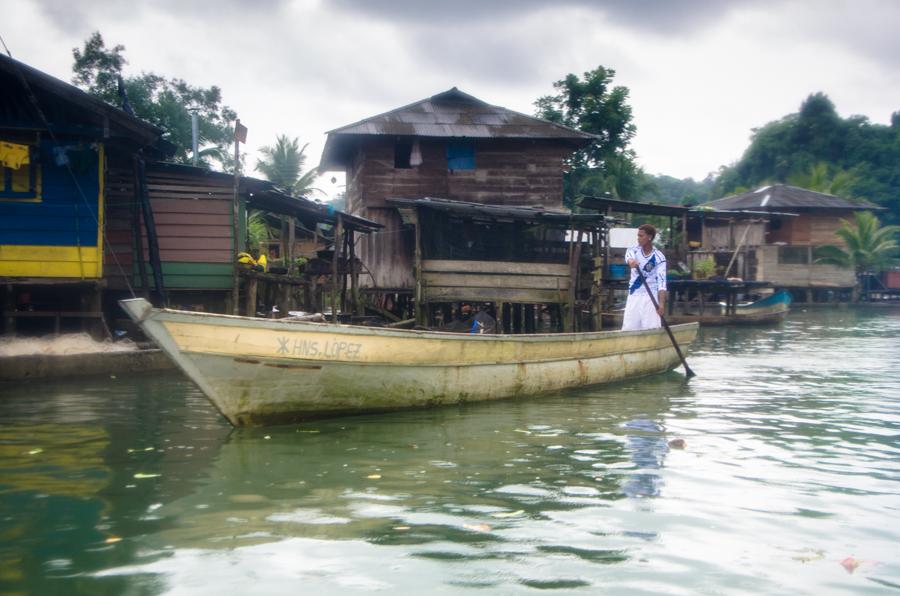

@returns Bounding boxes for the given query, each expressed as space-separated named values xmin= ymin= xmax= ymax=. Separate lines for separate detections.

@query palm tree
xmin=254 ymin=135 xmax=320 ymax=197
xmin=252 ymin=135 xmax=323 ymax=263
xmin=816 ymin=211 xmax=899 ymax=300
xmin=787 ymin=162 xmax=859 ymax=198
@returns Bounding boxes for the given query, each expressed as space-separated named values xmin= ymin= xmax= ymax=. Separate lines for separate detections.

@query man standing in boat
xmin=622 ymin=224 xmax=667 ymax=331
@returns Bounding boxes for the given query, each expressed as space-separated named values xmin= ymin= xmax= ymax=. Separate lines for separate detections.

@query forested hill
xmin=712 ymin=93 xmax=899 ymax=222
xmin=645 ymin=175 xmax=715 ymax=206
xmin=643 ymin=93 xmax=899 ymax=224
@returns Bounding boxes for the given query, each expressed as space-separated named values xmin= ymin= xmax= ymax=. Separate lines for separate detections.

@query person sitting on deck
xmin=469 ymin=304 xmax=496 ymax=334
xmin=622 ymin=224 xmax=667 ymax=331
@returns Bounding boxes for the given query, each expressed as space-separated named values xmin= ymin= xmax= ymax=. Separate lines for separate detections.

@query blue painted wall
xmin=0 ymin=140 xmax=100 ymax=247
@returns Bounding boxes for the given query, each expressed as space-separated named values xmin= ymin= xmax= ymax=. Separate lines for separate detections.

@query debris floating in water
xmin=491 ymin=510 xmax=524 ymax=518
xmin=840 ymin=556 xmax=862 ymax=574
xmin=133 ymin=473 xmax=160 ymax=479
xmin=668 ymin=438 xmax=687 ymax=449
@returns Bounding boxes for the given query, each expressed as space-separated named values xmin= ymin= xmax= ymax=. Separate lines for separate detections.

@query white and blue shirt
xmin=625 ymin=246 xmax=667 ymax=295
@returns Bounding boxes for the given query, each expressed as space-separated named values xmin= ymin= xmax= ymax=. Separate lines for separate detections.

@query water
xmin=1 ymin=308 xmax=898 ymax=595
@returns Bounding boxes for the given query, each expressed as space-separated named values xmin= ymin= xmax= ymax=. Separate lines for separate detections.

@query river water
xmin=1 ymin=308 xmax=898 ymax=595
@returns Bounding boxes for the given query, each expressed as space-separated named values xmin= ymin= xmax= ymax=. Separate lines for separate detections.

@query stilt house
xmin=1 ymin=54 xmax=378 ymax=336
xmin=319 ymin=88 xmax=608 ymax=330
xmin=1 ymin=53 xmax=167 ymax=336
xmin=699 ymin=184 xmax=882 ymax=301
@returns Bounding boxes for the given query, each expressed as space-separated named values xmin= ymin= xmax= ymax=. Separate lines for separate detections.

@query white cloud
xmin=3 ymin=0 xmax=897 ymax=191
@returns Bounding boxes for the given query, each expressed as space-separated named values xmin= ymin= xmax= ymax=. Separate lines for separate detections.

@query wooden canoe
xmin=120 ymin=298 xmax=698 ymax=426
xmin=604 ymin=290 xmax=792 ymax=327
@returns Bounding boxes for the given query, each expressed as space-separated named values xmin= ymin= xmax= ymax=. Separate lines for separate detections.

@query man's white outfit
xmin=621 ymin=245 xmax=667 ymax=331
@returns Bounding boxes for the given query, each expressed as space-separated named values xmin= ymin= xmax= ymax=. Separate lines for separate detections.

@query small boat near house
xmin=667 ymin=289 xmax=793 ymax=326
xmin=120 ymin=298 xmax=698 ymax=426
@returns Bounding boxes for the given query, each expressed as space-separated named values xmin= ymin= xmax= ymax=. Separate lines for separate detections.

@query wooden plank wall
xmin=104 ymin=166 xmax=235 ymax=290
xmin=354 ymin=207 xmax=415 ymax=289
xmin=756 ymin=245 xmax=855 ymax=287
xmin=0 ymin=139 xmax=103 ymax=278
xmin=421 ymin=259 xmax=570 ymax=303
xmin=807 ymin=214 xmax=846 ymax=245
xmin=768 ymin=213 xmax=846 ymax=245
xmin=346 ymin=136 xmax=573 ymax=291
xmin=355 ymin=138 xmax=570 ymax=209
xmin=702 ymin=222 xmax=766 ymax=250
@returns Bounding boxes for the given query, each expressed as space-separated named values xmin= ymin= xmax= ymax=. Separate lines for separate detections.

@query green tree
xmin=786 ymin=161 xmax=861 ymax=198
xmin=645 ymin=174 xmax=715 ymax=206
xmin=815 ymin=212 xmax=899 ymax=300
xmin=255 ymin=135 xmax=320 ymax=197
xmin=535 ymin=66 xmax=643 ymax=203
xmin=252 ymin=135 xmax=323 ymax=256
xmin=72 ymin=32 xmax=236 ymax=167
xmin=713 ymin=92 xmax=900 ymax=224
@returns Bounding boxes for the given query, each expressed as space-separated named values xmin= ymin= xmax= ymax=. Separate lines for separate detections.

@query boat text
xmin=276 ymin=336 xmax=363 ymax=360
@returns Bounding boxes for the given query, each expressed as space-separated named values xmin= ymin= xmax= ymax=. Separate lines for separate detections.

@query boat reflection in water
xmin=93 ymin=383 xmax=680 ymax=591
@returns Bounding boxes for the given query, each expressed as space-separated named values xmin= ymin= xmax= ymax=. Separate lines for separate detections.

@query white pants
xmin=622 ymin=290 xmax=661 ymax=331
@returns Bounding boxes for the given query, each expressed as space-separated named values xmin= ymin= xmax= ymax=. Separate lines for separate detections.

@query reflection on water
xmin=1 ymin=308 xmax=899 ymax=594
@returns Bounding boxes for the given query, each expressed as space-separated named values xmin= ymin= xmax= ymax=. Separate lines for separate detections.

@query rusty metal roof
xmin=1 ymin=53 xmax=166 ymax=149
xmin=702 ymin=184 xmax=881 ymax=211
xmin=578 ymin=196 xmax=690 ymax=217
xmin=320 ymin=87 xmax=595 ymax=170
xmin=386 ymin=197 xmax=611 ymax=226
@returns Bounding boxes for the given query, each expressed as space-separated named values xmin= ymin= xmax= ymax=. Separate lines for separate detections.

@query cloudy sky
xmin=4 ymin=0 xmax=899 ymax=198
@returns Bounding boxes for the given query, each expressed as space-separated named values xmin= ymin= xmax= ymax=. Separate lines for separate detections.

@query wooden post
xmin=331 ymin=214 xmax=343 ymax=322
xmin=413 ymin=209 xmax=424 ymax=326
xmin=341 ymin=231 xmax=350 ymax=314
xmin=230 ymin=118 xmax=244 ymax=315
xmin=245 ymin=274 xmax=258 ymax=317
xmin=137 ymin=158 xmax=166 ymax=305
xmin=496 ymin=301 xmax=505 ymax=334
xmin=131 ymin=155 xmax=149 ymax=294
xmin=591 ymin=228 xmax=602 ymax=330
xmin=349 ymin=230 xmax=361 ymax=316
xmin=286 ymin=215 xmax=296 ymax=276
xmin=567 ymin=227 xmax=583 ymax=332
xmin=3 ymin=284 xmax=15 ymax=335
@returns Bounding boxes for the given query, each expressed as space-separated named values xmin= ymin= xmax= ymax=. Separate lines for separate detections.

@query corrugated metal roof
xmin=320 ymin=87 xmax=595 ymax=170
xmin=327 ymin=88 xmax=595 ymax=140
xmin=702 ymin=184 xmax=881 ymax=211
xmin=0 ymin=53 xmax=165 ymax=148
xmin=386 ymin=197 xmax=611 ymax=226
xmin=578 ymin=196 xmax=689 ymax=217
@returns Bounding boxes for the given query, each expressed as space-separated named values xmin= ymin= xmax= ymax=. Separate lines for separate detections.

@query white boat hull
xmin=120 ymin=298 xmax=698 ymax=426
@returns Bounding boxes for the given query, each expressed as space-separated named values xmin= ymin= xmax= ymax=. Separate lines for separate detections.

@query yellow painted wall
xmin=0 ymin=245 xmax=101 ymax=277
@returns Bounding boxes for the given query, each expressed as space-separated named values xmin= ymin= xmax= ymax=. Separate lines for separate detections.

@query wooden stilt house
xmin=700 ymin=185 xmax=883 ymax=302
xmin=319 ymin=87 xmax=605 ymax=331
xmin=102 ymin=162 xmax=381 ymax=324
xmin=0 ymin=53 xmax=168 ymax=336
xmin=1 ymin=54 xmax=379 ymax=337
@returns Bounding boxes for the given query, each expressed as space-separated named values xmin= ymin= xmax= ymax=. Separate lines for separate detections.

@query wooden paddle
xmin=632 ymin=264 xmax=696 ymax=379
